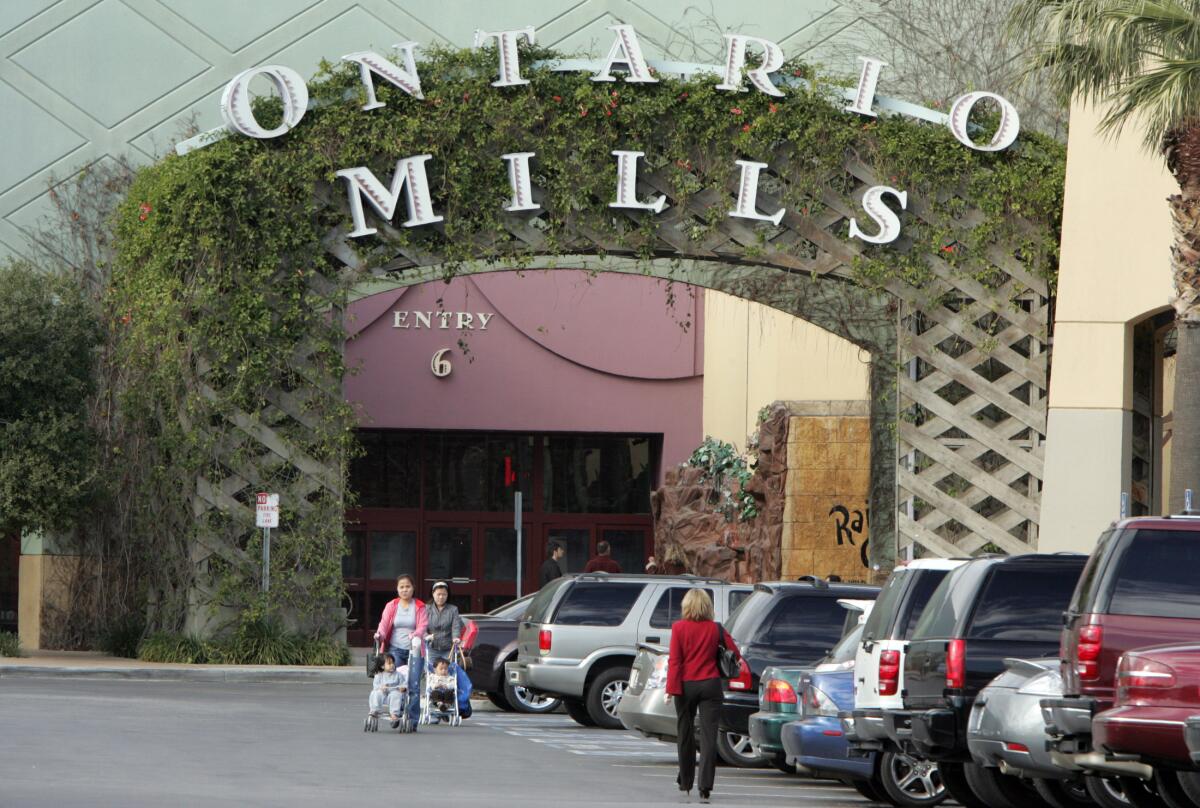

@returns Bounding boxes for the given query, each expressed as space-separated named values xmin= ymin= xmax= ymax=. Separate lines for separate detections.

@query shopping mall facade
xmin=0 ymin=0 xmax=1171 ymax=646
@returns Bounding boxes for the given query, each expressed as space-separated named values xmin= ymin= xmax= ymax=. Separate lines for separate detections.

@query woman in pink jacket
xmin=374 ymin=574 xmax=427 ymax=728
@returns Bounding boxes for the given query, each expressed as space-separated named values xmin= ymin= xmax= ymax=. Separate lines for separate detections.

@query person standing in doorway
xmin=539 ymin=541 xmax=566 ymax=587
xmin=666 ymin=589 xmax=741 ymax=804
xmin=583 ymin=540 xmax=622 ymax=573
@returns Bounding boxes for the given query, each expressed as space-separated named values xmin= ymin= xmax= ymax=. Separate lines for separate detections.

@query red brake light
xmin=765 ymin=678 xmax=798 ymax=705
xmin=1003 ymin=742 xmax=1030 ymax=753
xmin=879 ymin=650 xmax=900 ymax=696
xmin=946 ymin=639 xmax=965 ymax=689
xmin=1076 ymin=625 xmax=1102 ymax=681
xmin=729 ymin=658 xmax=752 ymax=691
xmin=1117 ymin=654 xmax=1177 ymax=703
xmin=538 ymin=629 xmax=551 ymax=654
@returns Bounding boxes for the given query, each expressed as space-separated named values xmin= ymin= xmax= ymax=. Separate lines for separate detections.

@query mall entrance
xmin=343 ymin=430 xmax=656 ymax=645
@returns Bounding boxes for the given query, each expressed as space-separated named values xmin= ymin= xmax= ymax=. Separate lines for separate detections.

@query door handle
xmin=645 ymin=636 xmax=661 ymax=644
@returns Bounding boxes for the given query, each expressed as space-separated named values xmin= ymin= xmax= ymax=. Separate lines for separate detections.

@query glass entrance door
xmin=426 ymin=524 xmax=474 ymax=613
xmin=343 ymin=526 xmax=418 ymax=646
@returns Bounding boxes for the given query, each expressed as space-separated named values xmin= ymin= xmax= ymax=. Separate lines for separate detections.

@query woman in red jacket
xmin=667 ymin=588 xmax=741 ymax=804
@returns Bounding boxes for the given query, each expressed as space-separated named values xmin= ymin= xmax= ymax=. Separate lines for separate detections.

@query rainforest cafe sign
xmin=210 ymin=25 xmax=1021 ymax=246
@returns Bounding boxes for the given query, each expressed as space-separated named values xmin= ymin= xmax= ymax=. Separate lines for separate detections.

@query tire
xmin=940 ymin=761 xmax=994 ymax=808
xmin=964 ymin=762 xmax=1050 ymax=808
xmin=770 ymin=752 xmax=795 ymax=774
xmin=852 ymin=777 xmax=889 ymax=803
xmin=1176 ymin=772 xmax=1200 ymax=806
xmin=1115 ymin=777 xmax=1167 ymax=808
xmin=564 ymin=697 xmax=597 ymax=727
xmin=487 ymin=690 xmax=514 ymax=712
xmin=1084 ymin=775 xmax=1137 ymax=808
xmin=715 ymin=729 xmax=768 ymax=768
xmin=585 ymin=666 xmax=631 ymax=729
xmin=877 ymin=750 xmax=949 ymax=807
xmin=1155 ymin=769 xmax=1198 ymax=808
xmin=503 ymin=679 xmax=562 ymax=714
xmin=1034 ymin=777 xmax=1097 ymax=808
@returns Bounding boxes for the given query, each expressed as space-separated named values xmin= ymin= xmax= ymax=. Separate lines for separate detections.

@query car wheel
xmin=1033 ymin=777 xmax=1096 ymax=808
xmin=964 ymin=762 xmax=1050 ymax=808
xmin=487 ymin=690 xmax=514 ymax=712
xmin=1174 ymin=771 xmax=1200 ymax=807
xmin=585 ymin=667 xmax=631 ymax=729
xmin=1154 ymin=769 xmax=1196 ymax=808
xmin=564 ymin=697 xmax=597 ymax=727
xmin=851 ymin=777 xmax=889 ymax=803
xmin=1084 ymin=775 xmax=1137 ymax=808
xmin=877 ymin=750 xmax=948 ymax=807
xmin=715 ymin=730 xmax=768 ymax=768
xmin=940 ymin=761 xmax=993 ymax=808
xmin=1114 ymin=777 xmax=1166 ymax=808
xmin=503 ymin=679 xmax=562 ymax=714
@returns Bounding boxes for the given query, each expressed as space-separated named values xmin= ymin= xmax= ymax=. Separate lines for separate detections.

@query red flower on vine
xmin=676 ymin=159 xmax=692 ymax=170
xmin=552 ymin=95 xmax=562 ymax=102
xmin=120 ymin=312 xmax=132 ymax=325
xmin=769 ymin=103 xmax=778 ymax=114
xmin=678 ymin=91 xmax=689 ymax=99
xmin=579 ymin=106 xmax=588 ymax=117
xmin=730 ymin=107 xmax=743 ymax=116
xmin=138 ymin=202 xmax=152 ymax=222
xmin=462 ymin=92 xmax=470 ymax=101
xmin=742 ymin=124 xmax=751 ymax=133
xmin=942 ymin=243 xmax=957 ymax=253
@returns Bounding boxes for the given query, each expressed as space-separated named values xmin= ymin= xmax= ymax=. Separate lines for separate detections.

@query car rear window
xmin=754 ymin=596 xmax=847 ymax=652
xmin=523 ymin=576 xmax=570 ymax=622
xmin=1067 ymin=529 xmax=1118 ymax=615
xmin=861 ymin=571 xmax=910 ymax=643
xmin=649 ymin=587 xmax=714 ymax=629
xmin=1107 ymin=529 xmax=1200 ymax=619
xmin=911 ymin=562 xmax=987 ymax=640
xmin=966 ymin=566 xmax=1082 ymax=641
xmin=897 ymin=569 xmax=951 ymax=639
xmin=725 ymin=590 xmax=775 ymax=643
xmin=552 ymin=582 xmax=644 ymax=626
xmin=728 ymin=589 xmax=752 ymax=616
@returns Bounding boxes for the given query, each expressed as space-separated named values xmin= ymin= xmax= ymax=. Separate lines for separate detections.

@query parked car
xmin=719 ymin=578 xmax=879 ymax=766
xmin=506 ymin=573 xmax=751 ymax=729
xmin=1092 ymin=644 xmax=1200 ymax=807
xmin=843 ymin=558 xmax=966 ymax=805
xmin=749 ymin=599 xmax=873 ymax=773
xmin=1042 ymin=516 xmax=1200 ymax=808
xmin=463 ymin=594 xmax=561 ymax=713
xmin=965 ymin=657 xmax=1094 ymax=808
xmin=883 ymin=553 xmax=1087 ymax=808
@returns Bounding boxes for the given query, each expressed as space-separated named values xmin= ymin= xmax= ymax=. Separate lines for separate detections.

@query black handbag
xmin=366 ymin=647 xmax=384 ymax=677
xmin=714 ymin=622 xmax=740 ymax=679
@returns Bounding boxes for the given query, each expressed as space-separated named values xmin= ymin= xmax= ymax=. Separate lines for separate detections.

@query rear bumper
xmin=617 ymin=687 xmax=677 ymax=741
xmin=1094 ymin=707 xmax=1191 ymax=767
xmin=721 ymin=691 xmax=759 ymax=735
xmin=910 ymin=708 xmax=963 ymax=760
xmin=749 ymin=710 xmax=798 ymax=758
xmin=1042 ymin=696 xmax=1152 ymax=778
xmin=504 ymin=658 xmax=585 ymax=699
xmin=1186 ymin=717 xmax=1200 ymax=765
xmin=1042 ymin=696 xmax=1097 ymax=739
xmin=781 ymin=716 xmax=874 ymax=780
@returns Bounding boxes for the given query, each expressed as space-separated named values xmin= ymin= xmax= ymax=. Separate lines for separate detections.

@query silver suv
xmin=505 ymin=573 xmax=752 ymax=729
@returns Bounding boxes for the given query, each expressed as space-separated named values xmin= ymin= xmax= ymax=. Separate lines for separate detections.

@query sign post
xmin=255 ymin=493 xmax=280 ymax=592
xmin=515 ymin=491 xmax=523 ymax=598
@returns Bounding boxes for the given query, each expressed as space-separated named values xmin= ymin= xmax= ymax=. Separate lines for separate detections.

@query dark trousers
xmin=674 ymin=677 xmax=722 ymax=793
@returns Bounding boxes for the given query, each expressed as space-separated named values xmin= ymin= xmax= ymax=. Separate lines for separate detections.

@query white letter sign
xmin=336 ymin=155 xmax=443 ymax=237
xmin=220 ymin=65 xmax=308 ymax=139
xmin=592 ymin=25 xmax=658 ymax=83
xmin=501 ymin=152 xmax=540 ymax=212
xmin=474 ymin=27 xmax=535 ymax=87
xmin=849 ymin=185 xmax=907 ymax=244
xmin=610 ymin=151 xmax=666 ymax=213
xmin=948 ymin=91 xmax=1020 ymax=152
xmin=729 ymin=160 xmax=784 ymax=226
xmin=845 ymin=56 xmax=885 ymax=117
xmin=715 ymin=35 xmax=785 ymax=97
xmin=342 ymin=45 xmax=424 ymax=109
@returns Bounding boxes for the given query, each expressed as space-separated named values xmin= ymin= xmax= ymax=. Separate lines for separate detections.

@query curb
xmin=0 ymin=664 xmax=367 ymax=684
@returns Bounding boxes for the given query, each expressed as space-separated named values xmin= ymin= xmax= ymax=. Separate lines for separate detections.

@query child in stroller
xmin=364 ymin=654 xmax=411 ymax=732
xmin=422 ymin=656 xmax=461 ymax=725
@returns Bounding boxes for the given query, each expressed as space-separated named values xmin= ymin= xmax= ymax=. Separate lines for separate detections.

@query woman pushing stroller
xmin=423 ymin=580 xmax=473 ymax=719
xmin=373 ymin=574 xmax=426 ymax=730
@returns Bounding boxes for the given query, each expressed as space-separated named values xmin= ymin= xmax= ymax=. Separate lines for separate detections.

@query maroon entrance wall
xmin=343 ymin=270 xmax=705 ymax=477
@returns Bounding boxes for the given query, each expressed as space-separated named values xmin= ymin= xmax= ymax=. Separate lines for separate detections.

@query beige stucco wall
xmin=1040 ymin=101 xmax=1177 ymax=551
xmin=702 ymin=291 xmax=870 ymax=451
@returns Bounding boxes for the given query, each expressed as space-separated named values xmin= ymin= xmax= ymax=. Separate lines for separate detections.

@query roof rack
xmin=795 ymin=575 xmax=829 ymax=589
xmin=572 ymin=571 xmax=729 ymax=585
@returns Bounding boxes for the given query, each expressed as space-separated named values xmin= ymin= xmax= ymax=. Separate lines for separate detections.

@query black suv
xmin=882 ymin=554 xmax=1086 ymax=804
xmin=720 ymin=578 xmax=879 ymax=766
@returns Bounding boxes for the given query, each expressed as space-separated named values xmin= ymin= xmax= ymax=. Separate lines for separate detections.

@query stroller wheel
xmin=363 ymin=717 xmax=370 ymax=732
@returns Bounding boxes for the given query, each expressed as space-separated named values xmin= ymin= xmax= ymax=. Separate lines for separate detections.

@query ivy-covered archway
xmin=112 ymin=46 xmax=1063 ymax=634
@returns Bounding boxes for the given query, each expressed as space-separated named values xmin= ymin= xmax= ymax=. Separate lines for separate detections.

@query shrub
xmin=99 ymin=614 xmax=144 ymax=658
xmin=209 ymin=619 xmax=301 ymax=666
xmin=137 ymin=632 xmax=208 ymax=664
xmin=297 ymin=636 xmax=351 ymax=667
xmin=0 ymin=631 xmax=21 ymax=657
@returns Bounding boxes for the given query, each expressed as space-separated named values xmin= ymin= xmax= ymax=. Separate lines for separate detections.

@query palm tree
xmin=1011 ymin=0 xmax=1200 ymax=512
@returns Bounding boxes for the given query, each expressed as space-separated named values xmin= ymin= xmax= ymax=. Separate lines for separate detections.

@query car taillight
xmin=1076 ymin=624 xmax=1102 ymax=681
xmin=538 ymin=629 xmax=552 ymax=655
xmin=879 ymin=650 xmax=900 ymax=696
xmin=1117 ymin=654 xmax=1177 ymax=703
xmin=729 ymin=658 xmax=752 ymax=691
xmin=946 ymin=639 xmax=965 ymax=689
xmin=765 ymin=678 xmax=798 ymax=705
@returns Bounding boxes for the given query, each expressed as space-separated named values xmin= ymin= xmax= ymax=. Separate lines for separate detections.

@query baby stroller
xmin=364 ymin=648 xmax=415 ymax=734
xmin=419 ymin=648 xmax=464 ymax=727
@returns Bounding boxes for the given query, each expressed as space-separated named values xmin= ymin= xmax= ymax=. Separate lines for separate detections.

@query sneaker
xmin=390 ymin=717 xmax=400 ymax=729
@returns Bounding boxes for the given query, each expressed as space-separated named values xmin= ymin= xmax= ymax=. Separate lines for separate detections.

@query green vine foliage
xmin=111 ymin=45 xmax=1064 ymax=635
xmin=688 ymin=437 xmax=759 ymax=522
